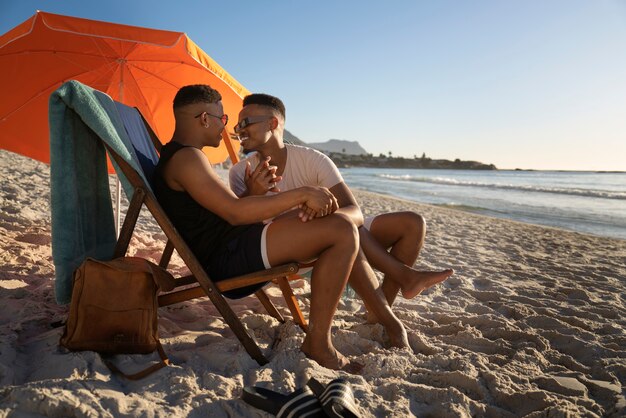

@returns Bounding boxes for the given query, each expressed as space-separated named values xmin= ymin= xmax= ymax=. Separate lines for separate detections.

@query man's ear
xmin=270 ymin=116 xmax=279 ymax=130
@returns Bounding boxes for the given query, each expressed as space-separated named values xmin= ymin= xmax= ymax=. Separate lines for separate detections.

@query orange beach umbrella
xmin=0 ymin=11 xmax=245 ymax=167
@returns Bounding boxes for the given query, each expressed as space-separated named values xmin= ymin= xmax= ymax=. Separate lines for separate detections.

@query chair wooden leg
xmin=277 ymin=276 xmax=308 ymax=332
xmin=159 ymin=239 xmax=174 ymax=269
xmin=255 ymin=289 xmax=285 ymax=323
xmin=113 ymin=187 xmax=145 ymax=258
xmin=210 ymin=294 xmax=269 ymax=365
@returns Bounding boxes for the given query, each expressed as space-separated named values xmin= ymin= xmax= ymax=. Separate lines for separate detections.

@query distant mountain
xmin=283 ymin=129 xmax=307 ymax=146
xmin=283 ymin=131 xmax=368 ymax=155
xmin=306 ymin=139 xmax=368 ymax=155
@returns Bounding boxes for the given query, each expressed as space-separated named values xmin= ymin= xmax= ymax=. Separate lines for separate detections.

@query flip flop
xmin=307 ymin=377 xmax=362 ymax=418
xmin=241 ymin=384 xmax=326 ymax=417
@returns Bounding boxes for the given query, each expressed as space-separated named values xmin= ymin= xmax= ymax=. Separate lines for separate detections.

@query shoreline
xmin=1 ymin=149 xmax=625 ymax=416
xmin=353 ymin=186 xmax=626 ymax=243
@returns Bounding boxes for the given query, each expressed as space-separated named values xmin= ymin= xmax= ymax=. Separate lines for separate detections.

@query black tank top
xmin=152 ymin=141 xmax=256 ymax=266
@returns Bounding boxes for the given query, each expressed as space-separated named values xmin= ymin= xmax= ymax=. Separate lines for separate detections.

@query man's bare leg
xmin=347 ymin=249 xmax=409 ymax=348
xmin=361 ymin=212 xmax=453 ymax=306
xmin=265 ymin=213 xmax=359 ymax=371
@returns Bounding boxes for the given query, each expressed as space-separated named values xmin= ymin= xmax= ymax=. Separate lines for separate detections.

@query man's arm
xmin=168 ymin=147 xmax=335 ymax=224
xmin=329 ymin=181 xmax=364 ymax=227
xmin=230 ymin=156 xmax=281 ymax=197
xmin=228 ymin=160 xmax=249 ymax=197
xmin=301 ymin=148 xmax=363 ymax=225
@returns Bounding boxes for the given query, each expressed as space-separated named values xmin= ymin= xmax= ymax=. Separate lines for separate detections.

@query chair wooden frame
xmin=105 ymin=108 xmax=308 ymax=366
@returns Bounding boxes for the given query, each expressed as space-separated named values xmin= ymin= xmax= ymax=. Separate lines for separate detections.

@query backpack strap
xmin=102 ymin=340 xmax=169 ymax=380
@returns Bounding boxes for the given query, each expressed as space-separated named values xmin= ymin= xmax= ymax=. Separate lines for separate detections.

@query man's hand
xmin=298 ymin=186 xmax=338 ymax=222
xmin=244 ymin=156 xmax=282 ymax=195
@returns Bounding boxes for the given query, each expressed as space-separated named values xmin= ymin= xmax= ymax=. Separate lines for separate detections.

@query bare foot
xmin=364 ymin=308 xmax=410 ymax=348
xmin=301 ymin=338 xmax=355 ymax=371
xmin=341 ymin=360 xmax=365 ymax=374
xmin=400 ymin=268 xmax=453 ymax=299
xmin=385 ymin=316 xmax=410 ymax=349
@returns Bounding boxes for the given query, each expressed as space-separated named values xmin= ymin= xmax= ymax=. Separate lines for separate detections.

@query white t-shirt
xmin=229 ymin=144 xmax=344 ymax=197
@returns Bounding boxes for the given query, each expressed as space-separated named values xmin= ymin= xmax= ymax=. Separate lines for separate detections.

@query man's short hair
xmin=243 ymin=93 xmax=286 ymax=119
xmin=173 ymin=85 xmax=222 ymax=109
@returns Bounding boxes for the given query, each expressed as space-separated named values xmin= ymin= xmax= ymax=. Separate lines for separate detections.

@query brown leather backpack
xmin=61 ymin=257 xmax=176 ymax=379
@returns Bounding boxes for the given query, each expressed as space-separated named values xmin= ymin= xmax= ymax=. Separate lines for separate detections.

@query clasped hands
xmin=244 ymin=156 xmax=282 ymax=195
xmin=244 ymin=156 xmax=338 ymax=222
xmin=298 ymin=185 xmax=338 ymax=222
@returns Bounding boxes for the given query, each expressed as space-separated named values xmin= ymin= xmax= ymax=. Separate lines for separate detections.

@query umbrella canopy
xmin=0 ymin=11 xmax=245 ymax=166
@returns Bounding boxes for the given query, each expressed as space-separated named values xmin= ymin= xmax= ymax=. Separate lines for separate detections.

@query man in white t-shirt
xmin=229 ymin=94 xmax=453 ymax=319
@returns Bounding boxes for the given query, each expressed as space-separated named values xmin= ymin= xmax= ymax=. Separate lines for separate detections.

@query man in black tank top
xmin=153 ymin=85 xmax=408 ymax=372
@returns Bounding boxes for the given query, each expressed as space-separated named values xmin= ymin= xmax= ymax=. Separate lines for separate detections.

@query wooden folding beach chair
xmin=50 ymin=80 xmax=311 ymax=364
xmin=51 ymin=87 xmax=307 ymax=365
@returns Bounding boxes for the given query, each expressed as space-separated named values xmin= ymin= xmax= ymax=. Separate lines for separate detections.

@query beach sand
xmin=1 ymin=148 xmax=625 ymax=417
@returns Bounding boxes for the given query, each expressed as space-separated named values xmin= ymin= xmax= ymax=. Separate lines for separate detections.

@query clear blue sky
xmin=2 ymin=1 xmax=625 ymax=170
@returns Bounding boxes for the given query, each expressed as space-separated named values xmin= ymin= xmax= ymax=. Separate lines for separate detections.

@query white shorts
xmin=363 ymin=216 xmax=376 ymax=231
xmin=260 ymin=223 xmax=271 ymax=269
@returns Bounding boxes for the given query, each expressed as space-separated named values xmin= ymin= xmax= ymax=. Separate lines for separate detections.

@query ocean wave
xmin=377 ymin=174 xmax=626 ymax=200
xmin=434 ymin=203 xmax=494 ymax=213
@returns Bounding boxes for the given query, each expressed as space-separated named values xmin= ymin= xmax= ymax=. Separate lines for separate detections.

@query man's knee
xmin=401 ymin=211 xmax=426 ymax=237
xmin=327 ymin=214 xmax=359 ymax=248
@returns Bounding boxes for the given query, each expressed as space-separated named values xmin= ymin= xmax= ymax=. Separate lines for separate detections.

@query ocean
xmin=340 ymin=168 xmax=626 ymax=241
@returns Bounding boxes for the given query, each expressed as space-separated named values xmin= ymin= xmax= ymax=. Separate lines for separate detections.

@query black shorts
xmin=205 ymin=223 xmax=269 ymax=299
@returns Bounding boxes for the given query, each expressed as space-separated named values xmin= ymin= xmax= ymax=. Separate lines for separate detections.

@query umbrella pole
xmin=115 ymin=72 xmax=124 ymax=238
xmin=115 ymin=176 xmax=121 ymax=237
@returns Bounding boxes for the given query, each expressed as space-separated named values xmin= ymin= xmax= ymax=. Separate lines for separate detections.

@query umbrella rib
xmin=1 ymin=50 xmax=120 ymax=59
xmin=2 ymin=50 xmax=123 ymax=81
xmin=126 ymin=62 xmax=197 ymax=89
xmin=55 ymin=52 xmax=118 ymax=79
xmin=1 ymin=50 xmax=216 ymax=66
xmin=1 ymin=79 xmax=77 ymax=121
xmin=0 ymin=59 xmax=120 ymax=121
xmin=90 ymin=37 xmax=121 ymax=79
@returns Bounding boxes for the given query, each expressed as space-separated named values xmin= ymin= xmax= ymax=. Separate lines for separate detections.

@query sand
xmin=1 ymin=148 xmax=625 ymax=417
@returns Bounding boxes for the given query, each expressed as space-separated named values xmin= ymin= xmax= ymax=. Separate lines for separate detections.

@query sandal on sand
xmin=241 ymin=384 xmax=326 ymax=417
xmin=307 ymin=377 xmax=362 ymax=418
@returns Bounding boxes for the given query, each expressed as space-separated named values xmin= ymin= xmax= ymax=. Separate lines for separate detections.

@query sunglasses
xmin=195 ymin=111 xmax=228 ymax=126
xmin=234 ymin=115 xmax=274 ymax=133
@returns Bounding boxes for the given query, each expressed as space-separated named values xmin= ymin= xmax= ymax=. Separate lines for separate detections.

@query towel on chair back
xmin=49 ymin=80 xmax=151 ymax=305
